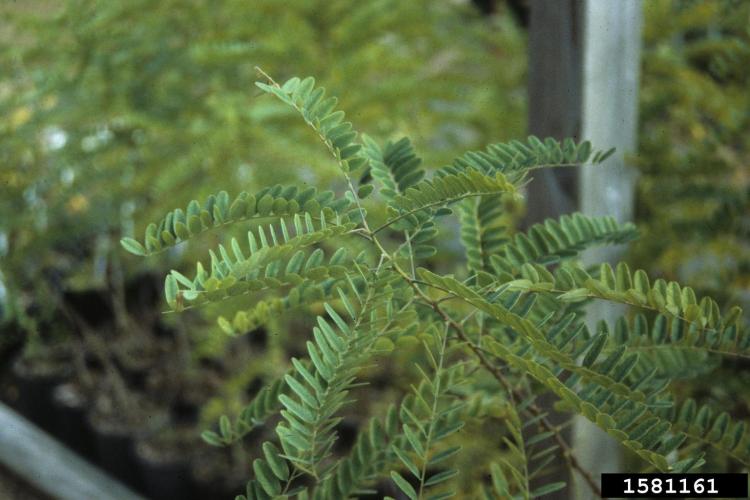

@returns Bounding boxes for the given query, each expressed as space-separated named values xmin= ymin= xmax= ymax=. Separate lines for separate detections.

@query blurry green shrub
xmin=636 ymin=0 xmax=749 ymax=309
xmin=0 ymin=0 xmax=525 ymax=346
xmin=634 ymin=0 xmax=750 ymax=472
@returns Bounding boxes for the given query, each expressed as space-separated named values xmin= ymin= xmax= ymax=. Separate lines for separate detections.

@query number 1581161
xmin=601 ymin=473 xmax=747 ymax=498
xmin=624 ymin=477 xmax=717 ymax=495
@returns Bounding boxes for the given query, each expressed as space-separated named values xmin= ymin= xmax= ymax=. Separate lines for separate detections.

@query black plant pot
xmin=189 ymin=475 xmax=243 ymax=500
xmin=135 ymin=440 xmax=192 ymax=500
xmin=11 ymin=355 xmax=71 ymax=433
xmin=51 ymin=383 xmax=96 ymax=460
xmin=87 ymin=413 xmax=146 ymax=495
xmin=0 ymin=323 xmax=24 ymax=370
xmin=189 ymin=449 xmax=246 ymax=500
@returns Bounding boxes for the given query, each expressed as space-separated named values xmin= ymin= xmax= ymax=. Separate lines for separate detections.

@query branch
xmin=389 ymin=263 xmax=602 ymax=497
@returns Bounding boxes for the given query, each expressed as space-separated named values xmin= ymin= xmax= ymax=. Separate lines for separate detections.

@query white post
xmin=574 ymin=1 xmax=642 ymax=498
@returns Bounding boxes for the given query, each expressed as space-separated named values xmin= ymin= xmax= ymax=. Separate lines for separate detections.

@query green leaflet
xmin=218 ymin=278 xmax=355 ymax=336
xmin=256 ymin=75 xmax=367 ymax=174
xmin=201 ymin=364 xmax=306 ymax=447
xmin=121 ymin=185 xmax=351 ymax=255
xmin=490 ymin=213 xmax=638 ymax=276
xmin=238 ymin=293 xmax=375 ymax=495
xmin=443 ymin=136 xmax=615 ymax=183
xmin=459 ymin=194 xmax=509 ymax=278
xmin=312 ymin=406 xmax=402 ymax=500
xmin=660 ymin=399 xmax=750 ymax=467
xmin=488 ymin=401 xmax=531 ymax=500
xmin=378 ymin=168 xmax=517 ymax=233
xmin=162 ymin=213 xmax=358 ymax=311
xmin=362 ymin=135 xmax=425 ymax=204
xmin=389 ymin=328 xmax=464 ymax=500
xmin=119 ymin=237 xmax=146 ymax=256
xmin=608 ymin=314 xmax=722 ymax=380
xmin=507 ymin=260 xmax=743 ymax=338
xmin=241 ymin=275 xmax=415 ymax=498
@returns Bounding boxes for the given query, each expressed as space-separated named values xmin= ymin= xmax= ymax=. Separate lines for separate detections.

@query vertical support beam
xmin=574 ymin=1 xmax=642 ymax=498
xmin=524 ymin=0 xmax=582 ymax=226
xmin=579 ymin=0 xmax=642 ymax=238
xmin=526 ymin=1 xmax=642 ymax=497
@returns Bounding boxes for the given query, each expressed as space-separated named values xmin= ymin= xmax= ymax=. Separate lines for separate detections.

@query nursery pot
xmin=189 ymin=448 xmax=247 ymax=500
xmin=87 ymin=412 xmax=145 ymax=494
xmin=134 ymin=434 xmax=193 ymax=500
xmin=0 ymin=322 xmax=24 ymax=371
xmin=51 ymin=382 xmax=96 ymax=460
xmin=10 ymin=351 xmax=72 ymax=433
xmin=87 ymin=394 xmax=167 ymax=496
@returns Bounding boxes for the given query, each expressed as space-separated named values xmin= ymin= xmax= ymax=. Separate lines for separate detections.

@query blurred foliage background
xmin=0 ymin=1 xmax=528 ymax=496
xmin=0 ymin=0 xmax=748 ymax=497
xmin=636 ymin=0 xmax=749 ymax=313
xmin=633 ymin=0 xmax=750 ymax=472
xmin=0 ymin=0 xmax=525 ymax=347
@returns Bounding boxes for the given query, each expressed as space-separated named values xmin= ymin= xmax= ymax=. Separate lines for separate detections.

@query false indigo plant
xmin=122 ymin=71 xmax=748 ymax=499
